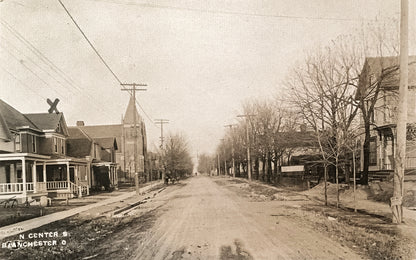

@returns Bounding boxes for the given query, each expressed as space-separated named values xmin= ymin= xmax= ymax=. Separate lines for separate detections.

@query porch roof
xmin=46 ymin=156 xmax=90 ymax=165
xmin=0 ymin=153 xmax=50 ymax=161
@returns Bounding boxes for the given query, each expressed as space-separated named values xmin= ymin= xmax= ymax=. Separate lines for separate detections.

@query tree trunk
xmin=362 ymin=122 xmax=371 ymax=185
xmin=267 ymin=152 xmax=272 ymax=183
xmin=336 ymin=156 xmax=339 ymax=208
xmin=324 ymin=163 xmax=328 ymax=206
xmin=273 ymin=154 xmax=279 ymax=184
xmin=254 ymin=158 xmax=259 ymax=180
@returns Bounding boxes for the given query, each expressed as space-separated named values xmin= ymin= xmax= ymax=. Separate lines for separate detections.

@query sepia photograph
xmin=0 ymin=0 xmax=416 ymax=259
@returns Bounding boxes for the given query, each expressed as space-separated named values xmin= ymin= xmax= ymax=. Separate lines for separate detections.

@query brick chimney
xmin=76 ymin=121 xmax=85 ymax=127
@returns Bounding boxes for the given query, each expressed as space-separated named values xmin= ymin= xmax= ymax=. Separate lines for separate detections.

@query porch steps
xmin=369 ymin=170 xmax=393 ymax=182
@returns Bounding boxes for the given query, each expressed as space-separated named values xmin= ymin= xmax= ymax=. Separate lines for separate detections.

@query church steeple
xmin=123 ymin=95 xmax=142 ymax=124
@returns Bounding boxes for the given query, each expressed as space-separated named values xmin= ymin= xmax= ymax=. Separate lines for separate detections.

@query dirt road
xmin=129 ymin=176 xmax=361 ymax=260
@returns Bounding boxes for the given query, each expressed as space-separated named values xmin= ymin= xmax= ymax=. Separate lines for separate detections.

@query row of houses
xmin=246 ymin=56 xmax=416 ymax=185
xmin=0 ymin=96 xmax=147 ymax=203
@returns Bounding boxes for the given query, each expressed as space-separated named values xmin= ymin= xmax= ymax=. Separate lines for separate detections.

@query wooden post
xmin=392 ymin=0 xmax=408 ymax=224
xmin=86 ymin=165 xmax=90 ymax=195
xmin=43 ymin=161 xmax=47 ymax=183
xmin=32 ymin=161 xmax=37 ymax=193
xmin=66 ymin=162 xmax=70 ymax=192
xmin=22 ymin=158 xmax=27 ymax=198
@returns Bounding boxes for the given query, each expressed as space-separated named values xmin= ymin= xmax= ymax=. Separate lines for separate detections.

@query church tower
xmin=122 ymin=96 xmax=147 ymax=175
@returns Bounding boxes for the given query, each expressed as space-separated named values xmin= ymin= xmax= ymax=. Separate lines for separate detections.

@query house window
xmin=54 ymin=137 xmax=58 ymax=153
xmin=369 ymin=137 xmax=377 ymax=166
xmin=61 ymin=139 xmax=65 ymax=154
xmin=31 ymin=135 xmax=36 ymax=153
xmin=15 ymin=134 xmax=21 ymax=152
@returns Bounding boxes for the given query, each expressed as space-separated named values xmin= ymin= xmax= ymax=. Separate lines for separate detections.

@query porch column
xmin=380 ymin=134 xmax=385 ymax=170
xmin=22 ymin=158 xmax=27 ymax=198
xmin=108 ymin=165 xmax=111 ymax=185
xmin=75 ymin=166 xmax=78 ymax=186
xmin=43 ymin=162 xmax=46 ymax=182
xmin=32 ymin=161 xmax=37 ymax=193
xmin=86 ymin=165 xmax=90 ymax=195
xmin=66 ymin=162 xmax=70 ymax=192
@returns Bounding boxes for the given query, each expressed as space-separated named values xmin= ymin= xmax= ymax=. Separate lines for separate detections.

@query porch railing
xmin=0 ymin=183 xmax=34 ymax=194
xmin=36 ymin=182 xmax=47 ymax=192
xmin=406 ymin=157 xmax=416 ymax=169
xmin=46 ymin=181 xmax=78 ymax=194
xmin=46 ymin=181 xmax=69 ymax=190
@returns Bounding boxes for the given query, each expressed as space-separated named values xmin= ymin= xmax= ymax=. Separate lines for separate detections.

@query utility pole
xmin=225 ymin=124 xmax=236 ymax=178
xmin=237 ymin=114 xmax=256 ymax=181
xmin=393 ymin=0 xmax=408 ymax=224
xmin=217 ymin=153 xmax=220 ymax=176
xmin=155 ymin=119 xmax=169 ymax=182
xmin=155 ymin=119 xmax=170 ymax=149
xmin=121 ymin=83 xmax=147 ymax=194
xmin=220 ymin=138 xmax=227 ymax=176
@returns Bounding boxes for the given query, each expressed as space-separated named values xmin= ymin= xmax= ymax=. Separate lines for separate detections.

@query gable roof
xmin=67 ymin=138 xmax=93 ymax=158
xmin=0 ymin=111 xmax=12 ymax=141
xmin=76 ymin=124 xmax=122 ymax=152
xmin=78 ymin=124 xmax=123 ymax=138
xmin=24 ymin=113 xmax=69 ymax=135
xmin=66 ymin=127 xmax=93 ymax=158
xmin=0 ymin=99 xmax=38 ymax=131
xmin=68 ymin=127 xmax=92 ymax=140
xmin=360 ymin=56 xmax=416 ymax=88
xmin=94 ymin=137 xmax=118 ymax=150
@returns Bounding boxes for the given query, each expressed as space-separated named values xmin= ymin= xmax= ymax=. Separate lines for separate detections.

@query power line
xmin=0 ymin=64 xmax=48 ymax=100
xmin=0 ymin=36 xmax=79 ymax=96
xmin=87 ymin=0 xmax=376 ymax=22
xmin=58 ymin=0 xmax=123 ymax=85
xmin=57 ymin=0 xmax=158 ymax=128
xmin=0 ymin=19 xmax=123 ymax=119
xmin=0 ymin=19 xmax=80 ymax=90
xmin=0 ymin=44 xmax=63 ymax=98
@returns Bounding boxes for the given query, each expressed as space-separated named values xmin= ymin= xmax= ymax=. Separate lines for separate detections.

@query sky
xmin=0 ymin=0 xmax=415 ymax=164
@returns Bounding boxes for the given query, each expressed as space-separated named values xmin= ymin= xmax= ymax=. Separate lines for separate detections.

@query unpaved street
xmin=130 ymin=176 xmax=361 ymax=260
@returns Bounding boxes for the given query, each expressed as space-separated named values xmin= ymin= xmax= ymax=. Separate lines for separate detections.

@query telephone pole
xmin=155 ymin=119 xmax=169 ymax=149
xmin=237 ymin=114 xmax=256 ymax=181
xmin=393 ymin=0 xmax=408 ymax=224
xmin=121 ymin=83 xmax=147 ymax=194
xmin=225 ymin=124 xmax=236 ymax=178
xmin=155 ymin=119 xmax=169 ymax=182
xmin=220 ymin=138 xmax=226 ymax=176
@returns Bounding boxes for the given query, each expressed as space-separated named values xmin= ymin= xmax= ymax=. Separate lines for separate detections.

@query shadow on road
xmin=220 ymin=239 xmax=253 ymax=260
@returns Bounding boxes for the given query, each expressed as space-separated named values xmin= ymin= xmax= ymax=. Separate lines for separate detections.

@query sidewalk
xmin=339 ymin=197 xmax=416 ymax=225
xmin=0 ymin=181 xmax=162 ymax=240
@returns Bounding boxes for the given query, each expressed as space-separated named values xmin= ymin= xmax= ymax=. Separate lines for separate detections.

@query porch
xmin=91 ymin=162 xmax=118 ymax=190
xmin=0 ymin=154 xmax=90 ymax=202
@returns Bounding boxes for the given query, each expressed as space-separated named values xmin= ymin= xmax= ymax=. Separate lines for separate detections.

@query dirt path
xmin=131 ymin=176 xmax=362 ymax=260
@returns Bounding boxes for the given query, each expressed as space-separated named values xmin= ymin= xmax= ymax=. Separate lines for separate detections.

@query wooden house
xmin=0 ymin=99 xmax=90 ymax=203
xmin=357 ymin=56 xmax=416 ymax=180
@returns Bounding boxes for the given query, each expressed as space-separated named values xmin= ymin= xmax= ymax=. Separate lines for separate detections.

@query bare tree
xmin=287 ymin=39 xmax=360 ymax=207
xmin=164 ymin=132 xmax=193 ymax=180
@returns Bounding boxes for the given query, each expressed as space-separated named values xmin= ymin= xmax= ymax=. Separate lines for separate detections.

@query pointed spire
xmin=123 ymin=95 xmax=142 ymax=124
